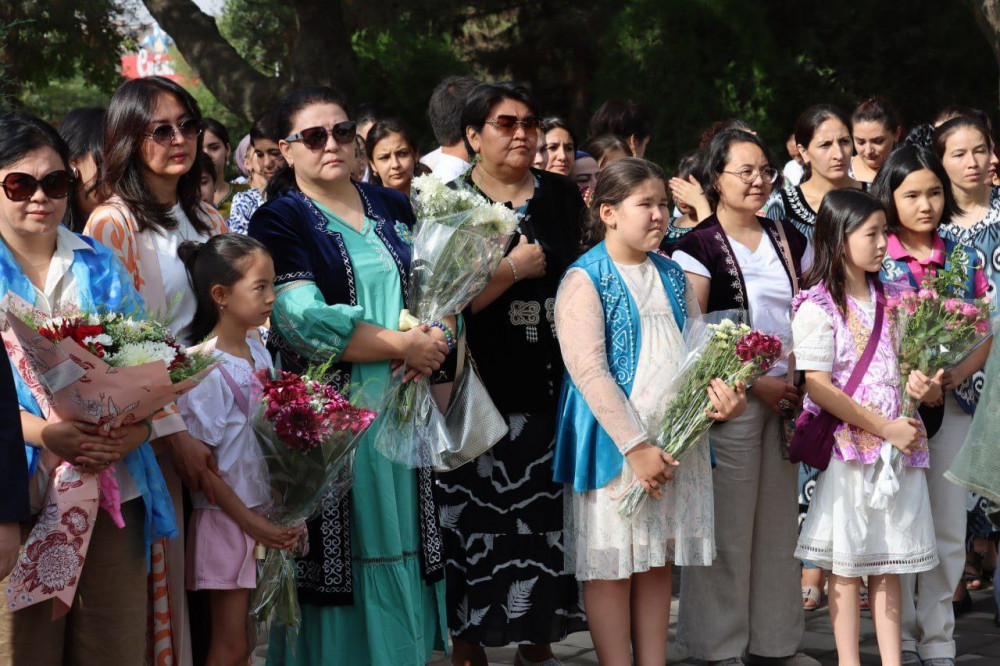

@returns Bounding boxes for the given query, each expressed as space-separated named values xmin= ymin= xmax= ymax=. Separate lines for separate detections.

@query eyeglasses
xmin=1 ymin=171 xmax=73 ymax=202
xmin=722 ymin=166 xmax=780 ymax=185
xmin=144 ymin=119 xmax=204 ymax=146
xmin=284 ymin=121 xmax=358 ymax=150
xmin=485 ymin=115 xmax=544 ymax=134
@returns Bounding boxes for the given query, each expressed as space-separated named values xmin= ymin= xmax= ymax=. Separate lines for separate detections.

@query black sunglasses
xmin=1 ymin=171 xmax=74 ymax=202
xmin=144 ymin=118 xmax=204 ymax=146
xmin=284 ymin=121 xmax=358 ymax=150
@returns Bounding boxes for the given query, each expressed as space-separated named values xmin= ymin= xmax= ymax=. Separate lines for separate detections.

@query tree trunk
xmin=142 ymin=0 xmax=359 ymax=121
xmin=965 ymin=0 xmax=1000 ymax=112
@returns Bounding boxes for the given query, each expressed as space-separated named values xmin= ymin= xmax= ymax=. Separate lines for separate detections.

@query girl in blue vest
xmin=553 ymin=158 xmax=746 ymax=666
xmin=872 ymin=145 xmax=990 ymax=666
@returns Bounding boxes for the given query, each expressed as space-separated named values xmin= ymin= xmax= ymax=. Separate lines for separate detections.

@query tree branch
xmin=142 ymin=0 xmax=285 ymax=120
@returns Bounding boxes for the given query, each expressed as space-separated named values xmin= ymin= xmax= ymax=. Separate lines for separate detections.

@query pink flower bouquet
xmin=249 ymin=367 xmax=377 ymax=634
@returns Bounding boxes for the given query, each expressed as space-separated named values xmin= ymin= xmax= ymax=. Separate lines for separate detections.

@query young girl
xmin=792 ymin=188 xmax=939 ymax=666
xmin=553 ymin=158 xmax=746 ymax=666
xmin=175 ymin=234 xmax=300 ymax=666
xmin=872 ymin=145 xmax=991 ymax=665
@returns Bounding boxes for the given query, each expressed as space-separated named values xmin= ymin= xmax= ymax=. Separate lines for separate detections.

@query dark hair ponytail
xmin=180 ymin=233 xmax=271 ymax=343
xmin=582 ymin=157 xmax=667 ymax=250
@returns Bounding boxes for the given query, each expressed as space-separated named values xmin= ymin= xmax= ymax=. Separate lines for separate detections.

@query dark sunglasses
xmin=485 ymin=115 xmax=544 ymax=134
xmin=144 ymin=118 xmax=204 ymax=146
xmin=284 ymin=121 xmax=358 ymax=150
xmin=1 ymin=171 xmax=73 ymax=202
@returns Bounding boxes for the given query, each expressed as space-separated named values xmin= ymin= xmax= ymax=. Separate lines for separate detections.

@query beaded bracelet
xmin=429 ymin=321 xmax=457 ymax=352
xmin=505 ymin=256 xmax=519 ymax=283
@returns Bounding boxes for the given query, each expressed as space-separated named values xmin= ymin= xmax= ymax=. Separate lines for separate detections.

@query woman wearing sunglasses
xmin=434 ymin=82 xmax=587 ymax=666
xmin=0 ymin=112 xmax=176 ymax=666
xmin=83 ymin=76 xmax=227 ymax=666
xmin=247 ymin=86 xmax=451 ymax=666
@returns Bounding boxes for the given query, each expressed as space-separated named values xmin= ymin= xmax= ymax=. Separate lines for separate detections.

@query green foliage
xmin=352 ymin=22 xmax=468 ymax=149
xmin=18 ymin=76 xmax=109 ymax=122
xmin=217 ymin=0 xmax=295 ymax=76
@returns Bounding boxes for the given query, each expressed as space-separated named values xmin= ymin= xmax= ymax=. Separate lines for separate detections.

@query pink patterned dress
xmin=791 ymin=281 xmax=937 ymax=576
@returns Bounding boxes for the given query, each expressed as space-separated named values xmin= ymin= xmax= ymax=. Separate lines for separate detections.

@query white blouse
xmin=793 ymin=296 xmax=876 ymax=373
xmin=673 ymin=233 xmax=814 ymax=377
xmin=151 ymin=204 xmax=210 ymax=345
xmin=176 ymin=337 xmax=272 ymax=510
xmin=23 ymin=226 xmax=140 ymax=502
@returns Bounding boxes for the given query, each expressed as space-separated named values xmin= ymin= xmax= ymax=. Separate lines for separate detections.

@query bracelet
xmin=429 ymin=321 xmax=457 ymax=352
xmin=505 ymin=256 xmax=519 ymax=283
xmin=141 ymin=418 xmax=153 ymax=442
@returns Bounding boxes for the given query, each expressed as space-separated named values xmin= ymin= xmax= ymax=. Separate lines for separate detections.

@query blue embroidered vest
xmin=553 ymin=242 xmax=688 ymax=492
xmin=879 ymin=235 xmax=979 ymax=414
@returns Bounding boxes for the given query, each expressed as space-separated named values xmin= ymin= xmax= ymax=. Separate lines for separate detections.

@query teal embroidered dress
xmin=250 ymin=186 xmax=446 ymax=666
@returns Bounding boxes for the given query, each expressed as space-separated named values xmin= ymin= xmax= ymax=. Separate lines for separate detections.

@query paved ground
xmin=429 ymin=582 xmax=1000 ymax=665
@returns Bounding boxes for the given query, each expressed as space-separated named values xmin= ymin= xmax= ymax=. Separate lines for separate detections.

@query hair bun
xmin=177 ymin=240 xmax=203 ymax=267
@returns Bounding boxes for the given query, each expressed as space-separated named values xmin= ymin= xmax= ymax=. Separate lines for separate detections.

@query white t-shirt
xmin=151 ymin=204 xmax=210 ymax=345
xmin=673 ymin=234 xmax=814 ymax=377
xmin=792 ymin=296 xmax=876 ymax=373
xmin=420 ymin=147 xmax=469 ymax=183
xmin=176 ymin=337 xmax=273 ymax=510
xmin=783 ymin=160 xmax=804 ymax=186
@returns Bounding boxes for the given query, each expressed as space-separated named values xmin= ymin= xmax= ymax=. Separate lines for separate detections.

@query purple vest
xmin=793 ymin=282 xmax=929 ymax=468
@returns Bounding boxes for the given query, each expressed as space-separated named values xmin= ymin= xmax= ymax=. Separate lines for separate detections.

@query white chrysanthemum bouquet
xmin=375 ymin=174 xmax=519 ymax=470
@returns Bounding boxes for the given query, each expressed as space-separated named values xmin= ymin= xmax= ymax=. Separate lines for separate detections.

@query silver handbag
xmin=435 ymin=336 xmax=508 ymax=472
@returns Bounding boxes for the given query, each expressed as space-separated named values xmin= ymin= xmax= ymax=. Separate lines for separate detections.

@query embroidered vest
xmin=553 ymin=242 xmax=688 ymax=492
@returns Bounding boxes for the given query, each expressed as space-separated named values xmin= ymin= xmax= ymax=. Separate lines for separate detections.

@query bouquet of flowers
xmin=617 ymin=314 xmax=784 ymax=518
xmin=873 ymin=246 xmax=993 ymax=507
xmin=374 ymin=175 xmax=519 ymax=470
xmin=1 ymin=301 xmax=215 ymax=616
xmin=249 ymin=366 xmax=377 ymax=635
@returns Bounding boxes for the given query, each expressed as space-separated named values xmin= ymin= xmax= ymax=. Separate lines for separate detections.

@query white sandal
xmin=802 ymin=585 xmax=823 ymax=611
xmin=514 ymin=649 xmax=564 ymax=666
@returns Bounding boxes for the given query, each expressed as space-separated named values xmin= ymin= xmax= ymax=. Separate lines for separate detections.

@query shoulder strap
xmin=842 ymin=280 xmax=885 ymax=397
xmin=217 ymin=364 xmax=250 ymax=417
xmin=773 ymin=218 xmax=799 ymax=295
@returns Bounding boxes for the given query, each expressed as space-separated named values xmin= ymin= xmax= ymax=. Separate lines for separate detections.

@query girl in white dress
xmin=553 ymin=159 xmax=747 ymax=666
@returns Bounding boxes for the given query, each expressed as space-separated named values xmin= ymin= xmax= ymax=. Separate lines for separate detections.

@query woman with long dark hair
xmin=58 ymin=107 xmax=106 ymax=231
xmin=84 ymin=75 xmax=228 ymax=666
xmin=364 ymin=117 xmax=419 ymax=196
xmin=248 ymin=86 xmax=450 ymax=665
xmin=0 ymin=112 xmax=175 ymax=665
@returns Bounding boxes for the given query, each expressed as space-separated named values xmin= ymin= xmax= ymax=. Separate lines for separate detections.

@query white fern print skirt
xmin=565 ymin=436 xmax=716 ymax=581
xmin=795 ymin=456 xmax=939 ymax=577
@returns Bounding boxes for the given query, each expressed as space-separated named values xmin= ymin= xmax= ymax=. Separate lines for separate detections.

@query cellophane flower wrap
xmin=374 ymin=174 xmax=519 ymax=469
xmin=873 ymin=245 xmax=994 ymax=507
xmin=249 ymin=366 xmax=377 ymax=636
xmin=1 ymin=301 xmax=216 ymax=519
xmin=617 ymin=312 xmax=784 ymax=518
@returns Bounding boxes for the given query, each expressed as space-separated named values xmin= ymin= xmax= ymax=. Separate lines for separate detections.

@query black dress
xmin=434 ymin=169 xmax=589 ymax=646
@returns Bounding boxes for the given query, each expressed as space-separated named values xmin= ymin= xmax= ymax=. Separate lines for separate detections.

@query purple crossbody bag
xmin=789 ymin=281 xmax=885 ymax=470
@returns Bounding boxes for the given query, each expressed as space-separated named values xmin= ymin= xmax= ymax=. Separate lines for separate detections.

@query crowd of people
xmin=0 ymin=70 xmax=999 ymax=666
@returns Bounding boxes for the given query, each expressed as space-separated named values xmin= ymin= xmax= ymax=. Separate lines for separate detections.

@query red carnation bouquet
xmin=618 ymin=314 xmax=784 ymax=518
xmin=249 ymin=366 xmax=377 ymax=634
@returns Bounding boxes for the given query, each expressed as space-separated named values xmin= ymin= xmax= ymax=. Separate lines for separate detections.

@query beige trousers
xmin=677 ymin=395 xmax=803 ymax=661
xmin=0 ymin=500 xmax=147 ymax=666
xmin=901 ymin=398 xmax=969 ymax=660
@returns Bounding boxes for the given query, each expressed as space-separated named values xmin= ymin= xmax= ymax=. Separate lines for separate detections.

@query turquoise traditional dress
xmin=249 ymin=184 xmax=446 ymax=665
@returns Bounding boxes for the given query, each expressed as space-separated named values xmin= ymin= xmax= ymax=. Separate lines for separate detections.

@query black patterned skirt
xmin=434 ymin=409 xmax=587 ymax=646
